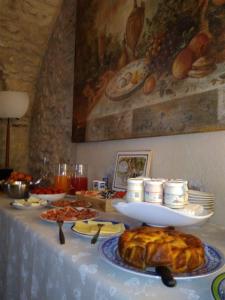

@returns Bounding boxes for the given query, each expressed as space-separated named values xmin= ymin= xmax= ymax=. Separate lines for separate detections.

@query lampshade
xmin=0 ymin=91 xmax=29 ymax=118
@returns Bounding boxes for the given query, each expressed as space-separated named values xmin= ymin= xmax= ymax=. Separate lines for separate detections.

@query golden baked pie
xmin=118 ymin=226 xmax=205 ymax=273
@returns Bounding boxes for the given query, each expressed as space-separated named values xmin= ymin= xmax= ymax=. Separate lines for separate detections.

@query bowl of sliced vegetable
xmin=30 ymin=187 xmax=66 ymax=202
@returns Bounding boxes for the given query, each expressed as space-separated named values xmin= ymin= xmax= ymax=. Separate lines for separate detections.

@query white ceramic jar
xmin=144 ymin=180 xmax=163 ymax=204
xmin=173 ymin=179 xmax=189 ymax=204
xmin=164 ymin=181 xmax=185 ymax=208
xmin=126 ymin=178 xmax=144 ymax=202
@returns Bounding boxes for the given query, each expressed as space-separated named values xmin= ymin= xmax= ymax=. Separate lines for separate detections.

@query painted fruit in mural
xmin=117 ymin=38 xmax=129 ymax=70
xmin=143 ymin=75 xmax=156 ymax=94
xmin=188 ymin=32 xmax=211 ymax=59
xmin=212 ymin=0 xmax=225 ymax=5
xmin=172 ymin=48 xmax=194 ymax=79
xmin=125 ymin=0 xmax=145 ymax=59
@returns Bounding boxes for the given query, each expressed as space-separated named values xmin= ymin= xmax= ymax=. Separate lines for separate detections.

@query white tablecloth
xmin=0 ymin=195 xmax=224 ymax=300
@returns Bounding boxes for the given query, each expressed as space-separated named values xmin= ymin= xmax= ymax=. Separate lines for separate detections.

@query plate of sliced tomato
xmin=49 ymin=199 xmax=92 ymax=208
xmin=30 ymin=187 xmax=66 ymax=202
xmin=40 ymin=207 xmax=98 ymax=223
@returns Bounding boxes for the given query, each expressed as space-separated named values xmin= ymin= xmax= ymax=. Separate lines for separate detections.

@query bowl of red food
xmin=30 ymin=187 xmax=66 ymax=202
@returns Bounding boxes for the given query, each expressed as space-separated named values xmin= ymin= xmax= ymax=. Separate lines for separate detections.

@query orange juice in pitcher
xmin=54 ymin=163 xmax=70 ymax=193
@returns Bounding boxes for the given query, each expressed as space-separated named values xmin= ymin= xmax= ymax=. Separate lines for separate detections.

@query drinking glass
xmin=69 ymin=164 xmax=88 ymax=194
xmin=54 ymin=163 xmax=70 ymax=193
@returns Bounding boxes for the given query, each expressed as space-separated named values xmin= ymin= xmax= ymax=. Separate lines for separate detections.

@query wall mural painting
xmin=72 ymin=0 xmax=225 ymax=142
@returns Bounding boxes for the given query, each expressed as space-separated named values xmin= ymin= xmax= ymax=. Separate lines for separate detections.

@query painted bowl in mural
xmin=105 ymin=58 xmax=149 ymax=101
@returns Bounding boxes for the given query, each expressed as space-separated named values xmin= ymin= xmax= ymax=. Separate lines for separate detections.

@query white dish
xmin=11 ymin=198 xmax=47 ymax=210
xmin=189 ymin=200 xmax=214 ymax=203
xmin=189 ymin=200 xmax=215 ymax=206
xmin=189 ymin=197 xmax=214 ymax=200
xmin=188 ymin=190 xmax=214 ymax=196
xmin=113 ymin=201 xmax=213 ymax=227
xmin=40 ymin=215 xmax=75 ymax=224
xmin=189 ymin=202 xmax=214 ymax=205
xmin=99 ymin=237 xmax=225 ymax=279
xmin=189 ymin=194 xmax=214 ymax=198
xmin=188 ymin=198 xmax=215 ymax=203
xmin=189 ymin=198 xmax=214 ymax=201
xmin=30 ymin=193 xmax=66 ymax=202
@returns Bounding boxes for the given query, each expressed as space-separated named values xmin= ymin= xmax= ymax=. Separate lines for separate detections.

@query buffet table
xmin=0 ymin=195 xmax=224 ymax=300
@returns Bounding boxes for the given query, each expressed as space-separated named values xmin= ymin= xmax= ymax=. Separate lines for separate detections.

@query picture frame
xmin=112 ymin=150 xmax=152 ymax=191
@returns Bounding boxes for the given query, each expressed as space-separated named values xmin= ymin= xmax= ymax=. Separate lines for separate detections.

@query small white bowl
xmin=30 ymin=193 xmax=66 ymax=202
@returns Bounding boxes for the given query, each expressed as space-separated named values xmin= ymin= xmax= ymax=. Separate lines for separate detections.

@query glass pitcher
xmin=54 ymin=163 xmax=70 ymax=193
xmin=69 ymin=163 xmax=88 ymax=194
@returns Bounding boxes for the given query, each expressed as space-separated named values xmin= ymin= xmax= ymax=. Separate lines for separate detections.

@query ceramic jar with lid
xmin=144 ymin=179 xmax=163 ymax=204
xmin=164 ymin=181 xmax=185 ymax=208
xmin=173 ymin=179 xmax=189 ymax=204
xmin=126 ymin=178 xmax=144 ymax=202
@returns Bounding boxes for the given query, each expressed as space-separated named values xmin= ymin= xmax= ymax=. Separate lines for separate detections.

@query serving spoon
xmin=155 ymin=266 xmax=176 ymax=287
xmin=91 ymin=224 xmax=104 ymax=244
xmin=57 ymin=220 xmax=65 ymax=244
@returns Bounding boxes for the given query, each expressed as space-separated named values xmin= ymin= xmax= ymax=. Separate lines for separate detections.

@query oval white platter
xmin=113 ymin=201 xmax=213 ymax=227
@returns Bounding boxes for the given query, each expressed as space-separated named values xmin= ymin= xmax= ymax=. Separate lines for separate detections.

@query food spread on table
xmin=40 ymin=207 xmax=97 ymax=222
xmin=4 ymin=168 xmax=221 ymax=290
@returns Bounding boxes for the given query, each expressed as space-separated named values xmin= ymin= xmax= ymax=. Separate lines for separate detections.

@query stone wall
xmin=0 ymin=0 xmax=62 ymax=172
xmin=29 ymin=0 xmax=76 ymax=179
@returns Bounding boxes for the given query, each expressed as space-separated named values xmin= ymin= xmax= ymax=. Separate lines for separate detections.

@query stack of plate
xmin=188 ymin=190 xmax=215 ymax=213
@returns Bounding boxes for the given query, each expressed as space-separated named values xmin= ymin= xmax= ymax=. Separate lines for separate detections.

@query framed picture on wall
xmin=112 ymin=150 xmax=152 ymax=191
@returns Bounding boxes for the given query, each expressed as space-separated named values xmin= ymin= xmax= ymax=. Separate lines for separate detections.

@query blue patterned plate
xmin=99 ymin=236 xmax=224 ymax=279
